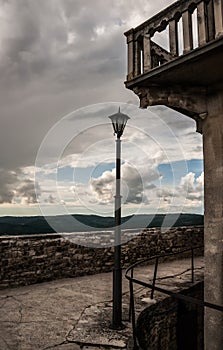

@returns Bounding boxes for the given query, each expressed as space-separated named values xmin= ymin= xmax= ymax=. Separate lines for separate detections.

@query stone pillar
xmin=133 ymin=84 xmax=223 ymax=349
xmin=182 ymin=10 xmax=193 ymax=53
xmin=202 ymin=89 xmax=223 ymax=350
xmin=197 ymin=2 xmax=207 ymax=46
xmin=134 ymin=39 xmax=141 ymax=77
xmin=126 ymin=30 xmax=134 ymax=81
xmin=169 ymin=19 xmax=179 ymax=56
xmin=143 ymin=34 xmax=151 ymax=73
xmin=213 ymin=0 xmax=223 ymax=38
xmin=206 ymin=0 xmax=215 ymax=41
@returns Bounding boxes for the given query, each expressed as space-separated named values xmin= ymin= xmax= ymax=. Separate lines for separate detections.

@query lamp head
xmin=108 ymin=107 xmax=130 ymax=138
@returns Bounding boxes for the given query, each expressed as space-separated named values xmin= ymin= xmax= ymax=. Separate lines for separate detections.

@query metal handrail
xmin=125 ymin=245 xmax=223 ymax=349
xmin=126 ymin=245 xmax=203 ymax=300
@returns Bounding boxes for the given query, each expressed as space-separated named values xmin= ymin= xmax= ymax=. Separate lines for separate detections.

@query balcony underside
xmin=125 ymin=37 xmax=223 ymax=90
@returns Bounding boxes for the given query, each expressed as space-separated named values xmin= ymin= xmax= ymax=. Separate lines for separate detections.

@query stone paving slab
xmin=67 ymin=301 xmax=131 ymax=349
xmin=0 ymin=257 xmax=204 ymax=350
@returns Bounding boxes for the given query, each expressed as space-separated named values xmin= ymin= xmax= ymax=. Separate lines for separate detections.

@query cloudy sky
xmin=0 ymin=0 xmax=203 ymax=217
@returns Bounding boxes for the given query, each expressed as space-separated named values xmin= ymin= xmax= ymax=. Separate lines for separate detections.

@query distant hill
xmin=0 ymin=213 xmax=203 ymax=236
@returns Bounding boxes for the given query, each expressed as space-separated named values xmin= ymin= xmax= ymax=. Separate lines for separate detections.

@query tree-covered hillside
xmin=0 ymin=213 xmax=203 ymax=235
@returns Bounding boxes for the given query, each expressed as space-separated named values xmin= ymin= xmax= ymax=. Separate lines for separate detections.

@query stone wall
xmin=136 ymin=282 xmax=204 ymax=350
xmin=0 ymin=226 xmax=203 ymax=289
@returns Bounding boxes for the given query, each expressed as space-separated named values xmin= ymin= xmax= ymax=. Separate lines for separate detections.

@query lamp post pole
xmin=108 ymin=108 xmax=130 ymax=330
xmin=113 ymin=134 xmax=122 ymax=329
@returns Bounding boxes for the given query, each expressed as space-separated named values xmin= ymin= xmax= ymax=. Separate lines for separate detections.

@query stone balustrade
xmin=125 ymin=0 xmax=223 ymax=80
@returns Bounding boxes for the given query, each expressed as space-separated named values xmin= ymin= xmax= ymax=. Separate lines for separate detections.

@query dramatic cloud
xmin=0 ymin=0 xmax=203 ymax=215
xmin=16 ymin=179 xmax=40 ymax=204
xmin=89 ymin=165 xmax=203 ymax=214
xmin=90 ymin=162 xmax=161 ymax=205
xmin=0 ymin=169 xmax=17 ymax=204
xmin=156 ymin=171 xmax=204 ymax=210
xmin=179 ymin=172 xmax=204 ymax=203
xmin=0 ymin=168 xmax=40 ymax=204
xmin=0 ymin=0 xmax=179 ymax=170
xmin=90 ymin=170 xmax=115 ymax=204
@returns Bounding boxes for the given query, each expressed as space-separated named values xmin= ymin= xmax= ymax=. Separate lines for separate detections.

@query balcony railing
xmin=125 ymin=0 xmax=223 ymax=81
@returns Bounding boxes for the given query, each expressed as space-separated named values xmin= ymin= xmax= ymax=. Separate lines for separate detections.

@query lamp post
xmin=108 ymin=107 xmax=130 ymax=329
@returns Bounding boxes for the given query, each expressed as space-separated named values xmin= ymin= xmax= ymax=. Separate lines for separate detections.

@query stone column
xmin=143 ymin=34 xmax=151 ymax=73
xmin=203 ymin=89 xmax=223 ymax=350
xmin=182 ymin=10 xmax=193 ymax=53
xmin=134 ymin=39 xmax=141 ymax=77
xmin=197 ymin=2 xmax=207 ymax=46
xmin=126 ymin=29 xmax=134 ymax=81
xmin=206 ymin=0 xmax=215 ymax=41
xmin=169 ymin=19 xmax=179 ymax=56
xmin=213 ymin=0 xmax=223 ymax=38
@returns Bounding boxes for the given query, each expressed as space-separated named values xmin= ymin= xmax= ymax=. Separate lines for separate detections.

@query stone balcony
xmin=124 ymin=0 xmax=223 ymax=110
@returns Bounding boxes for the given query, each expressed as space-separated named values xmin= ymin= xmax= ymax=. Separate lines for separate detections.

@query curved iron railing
xmin=125 ymin=246 xmax=223 ymax=349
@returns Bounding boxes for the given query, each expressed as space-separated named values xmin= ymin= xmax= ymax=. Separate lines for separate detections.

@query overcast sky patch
xmin=0 ymin=0 xmax=203 ymax=216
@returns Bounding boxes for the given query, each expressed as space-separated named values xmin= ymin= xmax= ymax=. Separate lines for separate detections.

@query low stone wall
xmin=136 ymin=282 xmax=204 ymax=350
xmin=0 ymin=226 xmax=203 ymax=289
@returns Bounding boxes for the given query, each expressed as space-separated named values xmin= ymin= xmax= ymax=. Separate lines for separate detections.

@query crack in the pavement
xmin=42 ymin=340 xmax=70 ymax=350
xmin=0 ymin=334 xmax=14 ymax=350
xmin=48 ymin=283 xmax=142 ymax=346
xmin=0 ymin=298 xmax=8 ymax=309
xmin=10 ymin=296 xmax=23 ymax=323
xmin=0 ymin=295 xmax=23 ymax=324
xmin=154 ymin=266 xmax=204 ymax=281
xmin=0 ymin=264 xmax=203 ymax=350
xmin=64 ymin=283 xmax=145 ymax=342
xmin=0 ymin=291 xmax=30 ymax=299
xmin=41 ymin=299 xmax=114 ymax=350
xmin=64 ymin=292 xmax=136 ymax=349
xmin=0 ymin=295 xmax=23 ymax=350
xmin=65 ymin=302 xmax=99 ymax=342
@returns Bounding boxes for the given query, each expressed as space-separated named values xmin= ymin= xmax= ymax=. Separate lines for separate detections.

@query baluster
xmin=134 ymin=39 xmax=141 ymax=76
xmin=143 ymin=34 xmax=151 ymax=73
xmin=206 ymin=0 xmax=215 ymax=41
xmin=169 ymin=19 xmax=179 ymax=56
xmin=182 ymin=10 xmax=193 ymax=53
xmin=213 ymin=0 xmax=223 ymax=38
xmin=151 ymin=51 xmax=159 ymax=68
xmin=197 ymin=2 xmax=208 ymax=45
xmin=126 ymin=30 xmax=134 ymax=80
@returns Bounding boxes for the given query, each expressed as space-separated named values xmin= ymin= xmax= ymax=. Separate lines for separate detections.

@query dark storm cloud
xmin=0 ymin=0 xmax=134 ymax=171
xmin=0 ymin=169 xmax=17 ymax=203
xmin=16 ymin=178 xmax=40 ymax=204
xmin=0 ymin=0 xmax=184 ymax=203
xmin=0 ymin=168 xmax=40 ymax=204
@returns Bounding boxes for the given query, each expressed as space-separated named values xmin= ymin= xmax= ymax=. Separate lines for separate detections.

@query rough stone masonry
xmin=0 ymin=226 xmax=203 ymax=289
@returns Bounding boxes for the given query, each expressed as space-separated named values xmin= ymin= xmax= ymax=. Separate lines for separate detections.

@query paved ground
xmin=0 ymin=257 xmax=204 ymax=350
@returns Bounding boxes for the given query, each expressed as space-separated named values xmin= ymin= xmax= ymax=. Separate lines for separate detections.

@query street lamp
xmin=108 ymin=107 xmax=130 ymax=329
